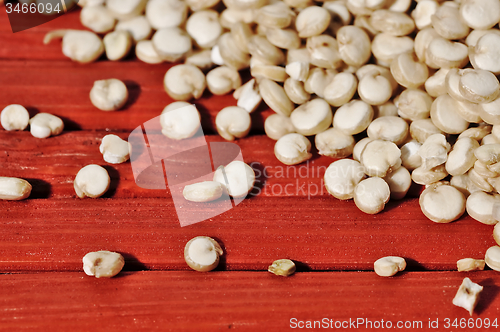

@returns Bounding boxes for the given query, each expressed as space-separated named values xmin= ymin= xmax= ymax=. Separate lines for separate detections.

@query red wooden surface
xmin=1 ymin=6 xmax=500 ymax=331
xmin=2 ymin=271 xmax=500 ymax=331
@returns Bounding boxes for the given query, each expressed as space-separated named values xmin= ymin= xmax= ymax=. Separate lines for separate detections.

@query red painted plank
xmin=0 ymin=7 xmax=85 ymax=60
xmin=0 ymin=131 xmax=339 ymax=199
xmin=0 ymin=9 xmax=272 ymax=132
xmin=2 ymin=3 xmax=499 ymax=330
xmin=0 ymin=59 xmax=272 ymax=132
xmin=1 ymin=271 xmax=499 ymax=331
xmin=0 ymin=196 xmax=494 ymax=272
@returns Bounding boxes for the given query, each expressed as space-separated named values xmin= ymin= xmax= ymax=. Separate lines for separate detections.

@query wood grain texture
xmin=0 ymin=196 xmax=495 ymax=272
xmin=0 ymin=9 xmax=273 ymax=132
xmin=0 ymin=59 xmax=276 ymax=132
xmin=0 ymin=130 xmax=491 ymax=272
xmin=0 ymin=131 xmax=337 ymax=199
xmin=2 ymin=129 xmax=494 ymax=272
xmin=1 ymin=271 xmax=500 ymax=331
xmin=2 ymin=4 xmax=500 ymax=331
